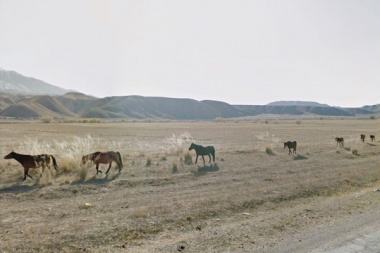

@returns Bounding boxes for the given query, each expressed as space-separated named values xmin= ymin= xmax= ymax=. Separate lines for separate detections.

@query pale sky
xmin=0 ymin=0 xmax=379 ymax=107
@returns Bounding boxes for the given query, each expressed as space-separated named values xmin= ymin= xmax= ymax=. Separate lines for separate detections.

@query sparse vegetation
xmin=265 ymin=146 xmax=274 ymax=155
xmin=370 ymin=115 xmax=376 ymax=120
xmin=352 ymin=149 xmax=359 ymax=155
xmin=296 ymin=120 xmax=301 ymax=124
xmin=1 ymin=119 xmax=380 ymax=253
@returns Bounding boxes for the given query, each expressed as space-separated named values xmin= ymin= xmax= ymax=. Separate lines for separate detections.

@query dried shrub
xmin=215 ymin=117 xmax=226 ymax=123
xmin=41 ymin=116 xmax=53 ymax=123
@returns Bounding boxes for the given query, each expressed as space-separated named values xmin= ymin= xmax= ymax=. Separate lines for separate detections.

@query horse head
xmin=283 ymin=142 xmax=287 ymax=148
xmin=4 ymin=151 xmax=15 ymax=159
xmin=189 ymin=143 xmax=194 ymax=151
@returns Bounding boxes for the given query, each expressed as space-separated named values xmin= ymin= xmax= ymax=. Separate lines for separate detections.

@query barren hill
xmin=1 ymin=92 xmax=377 ymax=119
xmin=0 ymin=68 xmax=73 ymax=95
xmin=267 ymin=101 xmax=330 ymax=107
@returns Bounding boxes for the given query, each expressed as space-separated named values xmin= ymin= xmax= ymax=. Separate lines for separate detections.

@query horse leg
xmin=23 ymin=167 xmax=27 ymax=181
xmin=105 ymin=162 xmax=112 ymax=174
xmin=96 ymin=163 xmax=102 ymax=174
xmin=195 ymin=155 xmax=198 ymax=164
xmin=24 ymin=167 xmax=32 ymax=180
xmin=41 ymin=165 xmax=45 ymax=177
xmin=288 ymin=148 xmax=291 ymax=155
xmin=202 ymin=155 xmax=205 ymax=165
xmin=208 ymin=154 xmax=211 ymax=163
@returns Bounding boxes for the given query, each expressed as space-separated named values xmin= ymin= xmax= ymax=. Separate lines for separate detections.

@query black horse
xmin=189 ymin=143 xmax=215 ymax=165
xmin=335 ymin=137 xmax=344 ymax=147
xmin=284 ymin=141 xmax=297 ymax=155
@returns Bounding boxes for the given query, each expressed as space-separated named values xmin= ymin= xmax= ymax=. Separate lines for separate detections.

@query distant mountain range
xmin=0 ymin=92 xmax=378 ymax=119
xmin=266 ymin=101 xmax=330 ymax=107
xmin=0 ymin=68 xmax=73 ymax=95
xmin=0 ymin=69 xmax=378 ymax=119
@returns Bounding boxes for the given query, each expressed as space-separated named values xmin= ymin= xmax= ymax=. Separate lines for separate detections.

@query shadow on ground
xmin=193 ymin=164 xmax=220 ymax=176
xmin=0 ymin=184 xmax=36 ymax=194
xmin=72 ymin=172 xmax=121 ymax=185
xmin=293 ymin=154 xmax=308 ymax=160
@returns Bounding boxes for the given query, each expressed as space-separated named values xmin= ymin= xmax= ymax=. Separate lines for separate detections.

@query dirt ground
xmin=0 ymin=119 xmax=379 ymax=253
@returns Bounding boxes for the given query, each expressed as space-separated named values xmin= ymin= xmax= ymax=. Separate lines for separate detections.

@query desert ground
xmin=0 ymin=118 xmax=380 ymax=253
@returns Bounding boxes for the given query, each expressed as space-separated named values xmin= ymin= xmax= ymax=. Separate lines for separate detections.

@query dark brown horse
xmin=360 ymin=134 xmax=366 ymax=142
xmin=4 ymin=151 xmax=58 ymax=181
xmin=284 ymin=141 xmax=297 ymax=155
xmin=335 ymin=137 xmax=344 ymax=147
xmin=189 ymin=143 xmax=215 ymax=165
xmin=370 ymin=135 xmax=375 ymax=142
xmin=82 ymin=151 xmax=123 ymax=174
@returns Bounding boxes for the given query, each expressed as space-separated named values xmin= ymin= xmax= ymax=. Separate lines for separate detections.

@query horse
xmin=3 ymin=151 xmax=58 ymax=181
xmin=370 ymin=135 xmax=376 ymax=142
xmin=82 ymin=151 xmax=123 ymax=174
xmin=284 ymin=141 xmax=297 ymax=155
xmin=335 ymin=137 xmax=344 ymax=147
xmin=360 ymin=134 xmax=366 ymax=142
xmin=188 ymin=143 xmax=215 ymax=165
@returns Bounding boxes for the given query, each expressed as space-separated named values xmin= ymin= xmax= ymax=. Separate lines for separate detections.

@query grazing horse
xmin=188 ymin=143 xmax=215 ymax=165
xmin=360 ymin=134 xmax=366 ymax=142
xmin=4 ymin=151 xmax=58 ymax=181
xmin=335 ymin=137 xmax=344 ymax=147
xmin=370 ymin=135 xmax=376 ymax=142
xmin=284 ymin=141 xmax=297 ymax=155
xmin=82 ymin=151 xmax=123 ymax=174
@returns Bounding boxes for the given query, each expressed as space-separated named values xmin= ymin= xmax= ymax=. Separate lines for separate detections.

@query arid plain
xmin=1 ymin=119 xmax=380 ymax=253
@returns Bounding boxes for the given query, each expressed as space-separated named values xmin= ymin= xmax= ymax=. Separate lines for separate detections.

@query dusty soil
xmin=0 ymin=119 xmax=379 ymax=252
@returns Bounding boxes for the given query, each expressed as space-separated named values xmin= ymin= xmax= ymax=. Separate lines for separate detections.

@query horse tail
xmin=211 ymin=146 xmax=215 ymax=162
xmin=50 ymin=155 xmax=58 ymax=171
xmin=117 ymin=151 xmax=123 ymax=170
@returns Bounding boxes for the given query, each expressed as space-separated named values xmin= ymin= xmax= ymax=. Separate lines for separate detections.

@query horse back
xmin=16 ymin=154 xmax=44 ymax=168
xmin=194 ymin=145 xmax=214 ymax=155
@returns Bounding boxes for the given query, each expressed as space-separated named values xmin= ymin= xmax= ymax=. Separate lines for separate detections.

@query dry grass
xmin=146 ymin=156 xmax=152 ymax=166
xmin=184 ymin=152 xmax=192 ymax=164
xmin=1 ymin=119 xmax=380 ymax=252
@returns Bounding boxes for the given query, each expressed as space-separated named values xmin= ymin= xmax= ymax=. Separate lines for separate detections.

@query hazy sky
xmin=0 ymin=0 xmax=379 ymax=107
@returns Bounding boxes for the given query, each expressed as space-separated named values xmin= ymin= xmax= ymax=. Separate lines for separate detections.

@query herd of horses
xmin=335 ymin=134 xmax=376 ymax=147
xmin=3 ymin=134 xmax=377 ymax=181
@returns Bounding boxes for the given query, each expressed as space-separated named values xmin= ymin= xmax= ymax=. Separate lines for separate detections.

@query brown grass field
xmin=0 ymin=119 xmax=380 ymax=253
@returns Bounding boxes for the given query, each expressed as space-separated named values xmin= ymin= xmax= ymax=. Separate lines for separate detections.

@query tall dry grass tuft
xmin=184 ymin=152 xmax=192 ymax=165
xmin=162 ymin=132 xmax=194 ymax=155
xmin=37 ymin=170 xmax=54 ymax=187
xmin=77 ymin=166 xmax=88 ymax=182
xmin=256 ymin=132 xmax=281 ymax=152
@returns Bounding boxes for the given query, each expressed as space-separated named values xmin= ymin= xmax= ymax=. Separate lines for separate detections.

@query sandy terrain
xmin=0 ymin=119 xmax=379 ymax=252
